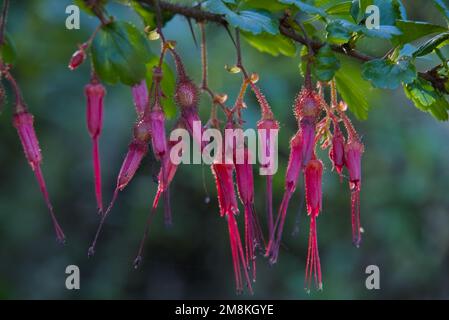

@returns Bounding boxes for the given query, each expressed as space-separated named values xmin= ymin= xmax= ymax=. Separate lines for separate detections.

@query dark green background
xmin=0 ymin=0 xmax=448 ymax=299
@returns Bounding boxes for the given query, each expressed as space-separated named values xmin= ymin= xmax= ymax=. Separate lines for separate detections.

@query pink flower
xmin=212 ymin=163 xmax=252 ymax=294
xmin=13 ymin=109 xmax=65 ymax=243
xmin=345 ymin=139 xmax=364 ymax=247
xmin=132 ymin=80 xmax=149 ymax=117
xmin=88 ymin=117 xmax=151 ymax=257
xmin=148 ymin=108 xmax=168 ymax=160
xmin=304 ymin=159 xmax=323 ymax=291
xmin=85 ymin=80 xmax=106 ymax=213
xmin=329 ymin=124 xmax=345 ymax=178
xmin=234 ymin=147 xmax=263 ymax=281
xmin=294 ymin=89 xmax=321 ymax=166
xmin=257 ymin=118 xmax=279 ymax=240
xmin=267 ymin=131 xmax=303 ymax=264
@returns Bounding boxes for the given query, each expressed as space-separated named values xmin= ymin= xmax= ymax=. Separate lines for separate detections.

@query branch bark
xmin=136 ymin=0 xmax=448 ymax=94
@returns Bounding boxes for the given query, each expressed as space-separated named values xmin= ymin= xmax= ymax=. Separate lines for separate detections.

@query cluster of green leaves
xmin=200 ymin=0 xmax=449 ymax=121
xmin=78 ymin=0 xmax=449 ymax=121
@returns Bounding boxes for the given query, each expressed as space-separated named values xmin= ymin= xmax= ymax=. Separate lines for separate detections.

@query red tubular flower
xmin=294 ymin=89 xmax=321 ymax=166
xmin=329 ymin=123 xmax=345 ymax=178
xmin=88 ymin=116 xmax=151 ymax=257
xmin=132 ymin=80 xmax=149 ymax=117
xmin=212 ymin=163 xmax=253 ymax=294
xmin=68 ymin=43 xmax=88 ymax=71
xmin=256 ymin=118 xmax=279 ymax=241
xmin=13 ymin=107 xmax=65 ymax=243
xmin=266 ymin=131 xmax=303 ymax=264
xmin=234 ymin=147 xmax=263 ymax=281
xmin=85 ymin=79 xmax=106 ymax=213
xmin=304 ymin=158 xmax=323 ymax=291
xmin=345 ymin=139 xmax=364 ymax=247
xmin=149 ymin=107 xmax=168 ymax=160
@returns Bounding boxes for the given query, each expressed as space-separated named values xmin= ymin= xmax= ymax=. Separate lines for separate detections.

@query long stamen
xmin=34 ymin=165 xmax=65 ymax=243
xmin=88 ymin=188 xmax=118 ymax=257
xmin=92 ymin=137 xmax=103 ymax=213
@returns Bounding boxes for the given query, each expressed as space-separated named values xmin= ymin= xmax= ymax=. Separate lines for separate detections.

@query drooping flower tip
xmin=175 ymin=80 xmax=199 ymax=109
xmin=345 ymin=139 xmax=364 ymax=187
xmin=294 ymin=89 xmax=321 ymax=120
xmin=116 ymin=141 xmax=148 ymax=191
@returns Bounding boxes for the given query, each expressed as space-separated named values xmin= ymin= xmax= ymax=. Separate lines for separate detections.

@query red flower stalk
xmin=88 ymin=117 xmax=151 ymax=257
xmin=68 ymin=43 xmax=88 ymax=71
xmin=304 ymin=158 xmax=323 ymax=291
xmin=85 ymin=79 xmax=106 ymax=213
xmin=212 ymin=163 xmax=253 ymax=294
xmin=294 ymin=89 xmax=321 ymax=166
xmin=13 ymin=106 xmax=65 ymax=243
xmin=132 ymin=80 xmax=149 ymax=117
xmin=266 ymin=131 xmax=303 ymax=264
xmin=329 ymin=122 xmax=345 ymax=179
xmin=234 ymin=147 xmax=263 ymax=281
xmin=345 ymin=139 xmax=364 ymax=247
xmin=256 ymin=118 xmax=279 ymax=241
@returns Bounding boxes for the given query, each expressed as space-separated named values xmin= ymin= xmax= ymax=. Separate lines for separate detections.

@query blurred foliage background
xmin=1 ymin=0 xmax=449 ymax=299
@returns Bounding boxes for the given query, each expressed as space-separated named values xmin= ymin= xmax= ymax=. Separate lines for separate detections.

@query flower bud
xmin=132 ymin=80 xmax=149 ymax=117
xmin=304 ymin=159 xmax=323 ymax=217
xmin=85 ymin=81 xmax=105 ymax=139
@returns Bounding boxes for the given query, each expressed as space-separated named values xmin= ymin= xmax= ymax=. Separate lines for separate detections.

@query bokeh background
xmin=0 ymin=0 xmax=449 ymax=299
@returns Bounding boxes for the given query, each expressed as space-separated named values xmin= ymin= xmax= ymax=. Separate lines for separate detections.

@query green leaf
xmin=0 ymin=34 xmax=17 ymax=64
xmin=130 ymin=0 xmax=175 ymax=29
xmin=404 ymin=78 xmax=449 ymax=121
xmin=202 ymin=0 xmax=278 ymax=35
xmin=145 ymin=57 xmax=177 ymax=119
xmin=241 ymin=31 xmax=297 ymax=57
xmin=279 ymin=0 xmax=328 ymax=17
xmin=350 ymin=0 xmax=373 ymax=23
xmin=350 ymin=0 xmax=404 ymax=24
xmin=326 ymin=20 xmax=352 ymax=44
xmin=330 ymin=18 xmax=401 ymax=40
xmin=433 ymin=0 xmax=449 ymax=23
xmin=362 ymin=58 xmax=417 ymax=89
xmin=240 ymin=0 xmax=289 ymax=12
xmin=91 ymin=21 xmax=154 ymax=86
xmin=392 ymin=20 xmax=447 ymax=46
xmin=326 ymin=1 xmax=353 ymax=16
xmin=413 ymin=32 xmax=449 ymax=57
xmin=335 ymin=58 xmax=372 ymax=120
xmin=313 ymin=44 xmax=341 ymax=81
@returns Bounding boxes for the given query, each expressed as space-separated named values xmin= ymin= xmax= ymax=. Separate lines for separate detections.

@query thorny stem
xmin=330 ymin=80 xmax=338 ymax=108
xmin=134 ymin=0 xmax=449 ymax=94
xmin=298 ymin=22 xmax=313 ymax=90
xmin=0 ymin=0 xmax=9 ymax=46
xmin=1 ymin=64 xmax=26 ymax=112
xmin=153 ymin=0 xmax=166 ymax=44
xmin=198 ymin=21 xmax=230 ymax=119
